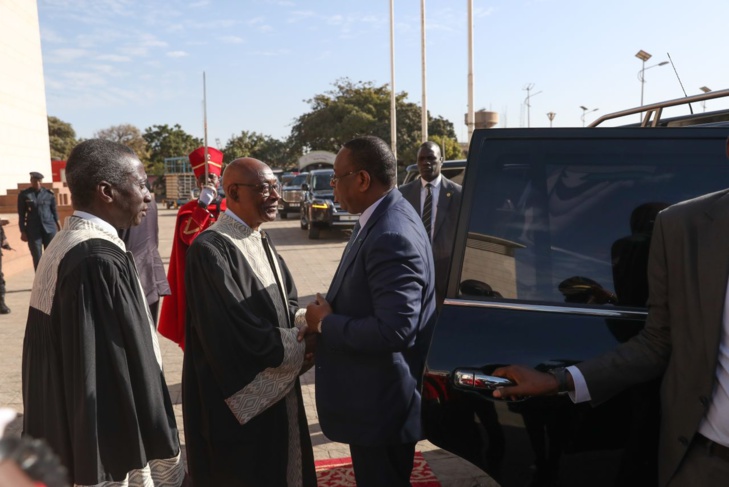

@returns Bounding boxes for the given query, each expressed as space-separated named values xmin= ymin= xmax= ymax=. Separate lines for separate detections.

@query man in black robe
xmin=21 ymin=139 xmax=184 ymax=486
xmin=183 ymin=157 xmax=317 ymax=486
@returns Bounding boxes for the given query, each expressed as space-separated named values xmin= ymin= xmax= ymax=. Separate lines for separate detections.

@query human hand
xmin=491 ymin=365 xmax=561 ymax=400
xmin=19 ymin=232 xmax=27 ymax=243
xmin=297 ymin=293 xmax=332 ymax=341
xmin=197 ymin=184 xmax=218 ymax=209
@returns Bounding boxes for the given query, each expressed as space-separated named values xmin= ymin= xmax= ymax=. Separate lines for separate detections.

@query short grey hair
xmin=66 ymin=139 xmax=138 ymax=208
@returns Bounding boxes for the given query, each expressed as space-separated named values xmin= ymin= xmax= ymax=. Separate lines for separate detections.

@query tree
xmin=143 ymin=124 xmax=202 ymax=176
xmin=94 ymin=124 xmax=150 ymax=164
xmin=223 ymin=131 xmax=297 ymax=169
xmin=429 ymin=134 xmax=464 ymax=160
xmin=48 ymin=116 xmax=77 ymax=160
xmin=289 ymin=78 xmax=460 ymax=171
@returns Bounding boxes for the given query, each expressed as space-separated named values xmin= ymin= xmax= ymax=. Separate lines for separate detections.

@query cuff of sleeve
xmin=566 ymin=365 xmax=592 ymax=404
xmin=294 ymin=308 xmax=307 ymax=331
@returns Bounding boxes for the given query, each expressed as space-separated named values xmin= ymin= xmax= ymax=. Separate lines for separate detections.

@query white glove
xmin=198 ymin=184 xmax=218 ymax=209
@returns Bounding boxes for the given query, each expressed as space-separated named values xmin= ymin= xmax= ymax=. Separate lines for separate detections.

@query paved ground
xmin=0 ymin=208 xmax=496 ymax=486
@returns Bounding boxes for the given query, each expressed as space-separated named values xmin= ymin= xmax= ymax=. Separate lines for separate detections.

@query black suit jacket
xmin=400 ymin=176 xmax=463 ymax=306
xmin=576 ymin=188 xmax=729 ymax=485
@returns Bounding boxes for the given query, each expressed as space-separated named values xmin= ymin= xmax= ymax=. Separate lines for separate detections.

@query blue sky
xmin=38 ymin=0 xmax=729 ymax=148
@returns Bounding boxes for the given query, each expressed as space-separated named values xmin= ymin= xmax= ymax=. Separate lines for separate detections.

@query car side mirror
xmin=301 ymin=183 xmax=309 ymax=191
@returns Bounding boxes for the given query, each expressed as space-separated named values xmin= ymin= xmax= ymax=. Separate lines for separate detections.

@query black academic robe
xmin=21 ymin=216 xmax=183 ymax=486
xmin=182 ymin=214 xmax=316 ymax=487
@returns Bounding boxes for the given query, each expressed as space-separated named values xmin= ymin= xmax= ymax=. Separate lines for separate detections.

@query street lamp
xmin=635 ymin=50 xmax=668 ymax=107
xmin=700 ymin=86 xmax=711 ymax=112
xmin=580 ymin=106 xmax=598 ymax=127
xmin=523 ymin=83 xmax=542 ymax=128
xmin=547 ymin=112 xmax=556 ymax=128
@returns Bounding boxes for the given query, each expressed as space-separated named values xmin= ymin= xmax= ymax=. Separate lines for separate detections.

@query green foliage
xmin=143 ymin=124 xmax=202 ymax=176
xmin=289 ymin=78 xmax=460 ymax=170
xmin=94 ymin=124 xmax=150 ymax=165
xmin=429 ymin=134 xmax=464 ymax=160
xmin=47 ymin=116 xmax=77 ymax=160
xmin=222 ymin=131 xmax=298 ymax=169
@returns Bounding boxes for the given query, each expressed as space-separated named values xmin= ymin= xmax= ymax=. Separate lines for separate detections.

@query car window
xmin=287 ymin=174 xmax=307 ymax=187
xmin=311 ymin=173 xmax=333 ymax=191
xmin=457 ymin=136 xmax=729 ymax=307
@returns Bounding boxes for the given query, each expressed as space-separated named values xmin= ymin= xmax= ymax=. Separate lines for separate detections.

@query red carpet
xmin=315 ymin=452 xmax=441 ymax=486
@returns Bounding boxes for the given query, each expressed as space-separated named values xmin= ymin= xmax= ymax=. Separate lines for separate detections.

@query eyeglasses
xmin=330 ymin=170 xmax=360 ymax=185
xmin=230 ymin=182 xmax=280 ymax=197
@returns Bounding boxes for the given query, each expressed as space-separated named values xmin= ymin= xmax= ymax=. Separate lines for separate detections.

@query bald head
xmin=223 ymin=157 xmax=268 ymax=185
xmin=223 ymin=157 xmax=280 ymax=230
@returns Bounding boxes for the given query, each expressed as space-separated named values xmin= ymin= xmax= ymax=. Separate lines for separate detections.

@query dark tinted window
xmin=311 ymin=172 xmax=333 ymax=191
xmin=287 ymin=174 xmax=307 ymax=187
xmin=457 ymin=135 xmax=729 ymax=307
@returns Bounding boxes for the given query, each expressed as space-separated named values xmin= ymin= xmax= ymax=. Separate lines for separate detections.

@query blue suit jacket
xmin=316 ymin=189 xmax=437 ymax=446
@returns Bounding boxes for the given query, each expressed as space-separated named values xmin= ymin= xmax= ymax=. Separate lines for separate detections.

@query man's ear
xmin=357 ymin=170 xmax=371 ymax=192
xmin=228 ymin=185 xmax=239 ymax=202
xmin=98 ymin=181 xmax=114 ymax=204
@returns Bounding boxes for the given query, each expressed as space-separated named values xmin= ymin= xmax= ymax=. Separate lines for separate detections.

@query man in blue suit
xmin=302 ymin=136 xmax=437 ymax=486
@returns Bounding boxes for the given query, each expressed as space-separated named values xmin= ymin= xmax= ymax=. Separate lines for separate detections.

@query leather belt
xmin=695 ymin=434 xmax=729 ymax=463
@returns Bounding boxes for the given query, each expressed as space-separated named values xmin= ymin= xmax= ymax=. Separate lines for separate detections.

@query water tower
xmin=465 ymin=110 xmax=499 ymax=129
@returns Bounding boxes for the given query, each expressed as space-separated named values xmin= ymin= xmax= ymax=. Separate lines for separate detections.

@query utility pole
xmin=466 ymin=0 xmax=475 ymax=141
xmin=420 ymin=0 xmax=428 ymax=141
xmin=389 ymin=0 xmax=397 ymax=169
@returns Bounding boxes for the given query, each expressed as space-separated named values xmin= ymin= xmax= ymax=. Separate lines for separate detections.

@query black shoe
xmin=0 ymin=303 xmax=10 ymax=314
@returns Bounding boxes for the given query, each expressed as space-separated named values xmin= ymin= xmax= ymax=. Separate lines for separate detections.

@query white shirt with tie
xmin=419 ymin=174 xmax=442 ymax=240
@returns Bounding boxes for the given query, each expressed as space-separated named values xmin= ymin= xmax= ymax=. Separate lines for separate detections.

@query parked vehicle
xmin=422 ymin=90 xmax=729 ymax=486
xmin=278 ymin=172 xmax=308 ymax=219
xmin=401 ymin=159 xmax=467 ymax=186
xmin=300 ymin=169 xmax=358 ymax=239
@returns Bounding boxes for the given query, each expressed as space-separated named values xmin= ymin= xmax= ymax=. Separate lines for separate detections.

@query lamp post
xmin=523 ymin=83 xmax=542 ymax=128
xmin=700 ymin=86 xmax=711 ymax=112
xmin=547 ymin=112 xmax=556 ymax=128
xmin=580 ymin=106 xmax=598 ymax=127
xmin=635 ymin=50 xmax=668 ymax=107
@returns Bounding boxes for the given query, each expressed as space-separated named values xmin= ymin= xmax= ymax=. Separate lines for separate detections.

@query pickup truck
xmin=423 ymin=90 xmax=729 ymax=486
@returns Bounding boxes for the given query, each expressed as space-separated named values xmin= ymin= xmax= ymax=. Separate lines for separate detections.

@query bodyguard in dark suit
xmin=494 ymin=188 xmax=729 ymax=485
xmin=302 ymin=136 xmax=437 ymax=486
xmin=17 ymin=172 xmax=61 ymax=270
xmin=400 ymin=141 xmax=463 ymax=308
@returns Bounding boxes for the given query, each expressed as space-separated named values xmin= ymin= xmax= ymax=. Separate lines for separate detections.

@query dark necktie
xmin=422 ymin=184 xmax=433 ymax=240
xmin=344 ymin=221 xmax=362 ymax=255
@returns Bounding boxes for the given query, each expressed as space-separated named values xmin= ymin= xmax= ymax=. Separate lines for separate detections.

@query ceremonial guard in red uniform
xmin=158 ymin=146 xmax=225 ymax=349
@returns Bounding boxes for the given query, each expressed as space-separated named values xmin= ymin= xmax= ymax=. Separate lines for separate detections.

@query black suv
xmin=423 ymin=91 xmax=729 ymax=486
xmin=278 ymin=172 xmax=308 ymax=219
xmin=300 ymin=169 xmax=358 ymax=239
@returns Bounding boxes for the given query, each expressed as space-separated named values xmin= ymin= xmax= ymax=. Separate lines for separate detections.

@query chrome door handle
xmin=454 ymin=369 xmax=514 ymax=390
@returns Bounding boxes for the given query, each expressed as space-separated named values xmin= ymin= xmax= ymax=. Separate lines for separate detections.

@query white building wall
xmin=0 ymin=0 xmax=50 ymax=195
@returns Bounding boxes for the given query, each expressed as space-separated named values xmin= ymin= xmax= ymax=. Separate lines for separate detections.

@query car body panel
xmin=424 ymin=127 xmax=729 ymax=486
